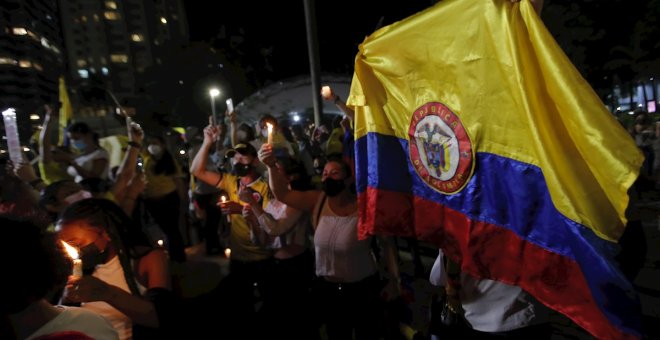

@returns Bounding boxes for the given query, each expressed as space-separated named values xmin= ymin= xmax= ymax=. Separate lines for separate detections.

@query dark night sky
xmin=184 ymin=0 xmax=433 ymax=80
xmin=183 ymin=0 xmax=656 ymax=97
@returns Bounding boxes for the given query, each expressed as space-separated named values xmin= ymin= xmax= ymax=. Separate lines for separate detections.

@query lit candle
xmin=157 ymin=239 xmax=164 ymax=247
xmin=321 ymin=86 xmax=331 ymax=99
xmin=266 ymin=123 xmax=273 ymax=144
xmin=221 ymin=195 xmax=231 ymax=223
xmin=61 ymin=241 xmax=83 ymax=278
xmin=224 ymin=248 xmax=231 ymax=259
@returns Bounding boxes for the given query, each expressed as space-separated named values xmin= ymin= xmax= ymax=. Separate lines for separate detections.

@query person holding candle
xmin=1 ymin=216 xmax=119 ymax=340
xmin=56 ymin=198 xmax=178 ymax=340
xmin=190 ymin=121 xmax=274 ymax=338
xmin=258 ymin=146 xmax=402 ymax=340
xmin=239 ymin=156 xmax=316 ymax=338
xmin=255 ymin=114 xmax=295 ymax=159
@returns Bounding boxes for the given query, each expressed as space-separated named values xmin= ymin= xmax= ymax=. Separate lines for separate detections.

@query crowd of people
xmin=0 ymin=85 xmax=423 ymax=339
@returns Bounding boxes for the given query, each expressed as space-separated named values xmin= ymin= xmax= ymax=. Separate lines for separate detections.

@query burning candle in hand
xmin=224 ymin=248 xmax=231 ymax=258
xmin=61 ymin=241 xmax=83 ymax=278
xmin=266 ymin=123 xmax=273 ymax=145
xmin=221 ymin=195 xmax=231 ymax=223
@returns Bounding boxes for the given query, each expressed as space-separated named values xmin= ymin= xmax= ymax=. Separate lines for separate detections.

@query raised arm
xmin=321 ymin=85 xmax=355 ymax=121
xmin=239 ymin=187 xmax=303 ymax=236
xmin=39 ymin=103 xmax=59 ymax=164
xmin=190 ymin=122 xmax=223 ymax=187
xmin=112 ymin=120 xmax=143 ymax=202
xmin=258 ymin=143 xmax=320 ymax=212
xmin=227 ymin=110 xmax=239 ymax=147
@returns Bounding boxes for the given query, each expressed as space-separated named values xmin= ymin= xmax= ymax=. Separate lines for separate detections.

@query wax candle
xmin=61 ymin=241 xmax=83 ymax=278
xmin=221 ymin=195 xmax=231 ymax=223
xmin=266 ymin=123 xmax=273 ymax=145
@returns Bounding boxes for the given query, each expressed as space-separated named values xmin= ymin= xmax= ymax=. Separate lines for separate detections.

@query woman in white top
xmin=259 ymin=145 xmax=401 ymax=340
xmin=57 ymin=198 xmax=175 ymax=340
xmin=2 ymin=216 xmax=118 ymax=340
xmin=62 ymin=122 xmax=109 ymax=183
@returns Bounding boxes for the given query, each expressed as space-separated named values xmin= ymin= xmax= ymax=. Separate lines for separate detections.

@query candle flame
xmin=61 ymin=241 xmax=79 ymax=260
xmin=157 ymin=239 xmax=164 ymax=247
xmin=221 ymin=195 xmax=227 ymax=203
xmin=224 ymin=248 xmax=231 ymax=258
xmin=266 ymin=123 xmax=273 ymax=133
xmin=321 ymin=86 xmax=331 ymax=98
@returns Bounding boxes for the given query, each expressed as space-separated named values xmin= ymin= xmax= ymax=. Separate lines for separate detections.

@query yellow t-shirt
xmin=325 ymin=128 xmax=344 ymax=156
xmin=218 ymin=173 xmax=272 ymax=262
xmin=38 ymin=160 xmax=72 ymax=184
xmin=143 ymin=154 xmax=184 ymax=198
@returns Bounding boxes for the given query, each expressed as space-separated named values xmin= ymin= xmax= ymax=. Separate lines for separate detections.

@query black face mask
xmin=322 ymin=178 xmax=346 ymax=197
xmin=234 ymin=163 xmax=252 ymax=177
xmin=79 ymin=242 xmax=110 ymax=274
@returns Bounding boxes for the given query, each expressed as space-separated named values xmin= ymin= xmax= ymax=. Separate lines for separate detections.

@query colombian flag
xmin=348 ymin=0 xmax=643 ymax=339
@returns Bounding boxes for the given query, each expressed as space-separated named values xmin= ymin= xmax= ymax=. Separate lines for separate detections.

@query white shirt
xmin=83 ymin=255 xmax=147 ymax=340
xmin=313 ymin=195 xmax=377 ymax=282
xmin=26 ymin=306 xmax=119 ymax=340
xmin=429 ymin=250 xmax=548 ymax=332
xmin=67 ymin=148 xmax=110 ymax=182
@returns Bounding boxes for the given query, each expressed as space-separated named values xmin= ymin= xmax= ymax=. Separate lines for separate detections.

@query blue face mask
xmin=72 ymin=139 xmax=87 ymax=151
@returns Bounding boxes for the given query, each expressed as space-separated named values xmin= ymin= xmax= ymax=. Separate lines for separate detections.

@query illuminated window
xmin=110 ymin=54 xmax=128 ymax=63
xmin=12 ymin=27 xmax=27 ymax=35
xmin=19 ymin=60 xmax=31 ymax=68
xmin=131 ymin=33 xmax=143 ymax=42
xmin=78 ymin=69 xmax=89 ymax=78
xmin=104 ymin=11 xmax=120 ymax=20
xmin=0 ymin=57 xmax=17 ymax=65
xmin=76 ymin=59 xmax=87 ymax=67
xmin=105 ymin=1 xmax=117 ymax=9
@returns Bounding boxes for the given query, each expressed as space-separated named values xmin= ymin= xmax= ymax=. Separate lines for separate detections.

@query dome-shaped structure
xmin=234 ymin=74 xmax=351 ymax=127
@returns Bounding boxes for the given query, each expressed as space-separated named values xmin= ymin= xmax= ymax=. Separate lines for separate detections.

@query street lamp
xmin=209 ymin=88 xmax=220 ymax=125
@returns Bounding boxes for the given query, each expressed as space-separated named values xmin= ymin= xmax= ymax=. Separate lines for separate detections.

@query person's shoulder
xmin=57 ymin=306 xmax=118 ymax=334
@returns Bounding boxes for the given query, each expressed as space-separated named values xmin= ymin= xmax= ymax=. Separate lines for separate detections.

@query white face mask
xmin=147 ymin=145 xmax=163 ymax=156
xmin=63 ymin=190 xmax=92 ymax=205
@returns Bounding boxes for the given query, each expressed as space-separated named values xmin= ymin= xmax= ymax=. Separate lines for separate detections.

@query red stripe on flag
xmin=358 ymin=187 xmax=414 ymax=240
xmin=359 ymin=187 xmax=636 ymax=340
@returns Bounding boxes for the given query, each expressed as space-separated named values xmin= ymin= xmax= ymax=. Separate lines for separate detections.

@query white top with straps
xmin=313 ymin=193 xmax=378 ymax=282
xmin=83 ymin=255 xmax=147 ymax=340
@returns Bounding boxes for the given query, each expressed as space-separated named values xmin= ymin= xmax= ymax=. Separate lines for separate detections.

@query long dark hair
xmin=57 ymin=198 xmax=152 ymax=296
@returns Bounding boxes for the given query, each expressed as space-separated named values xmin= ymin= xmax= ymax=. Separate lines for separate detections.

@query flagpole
xmin=303 ymin=0 xmax=323 ymax=127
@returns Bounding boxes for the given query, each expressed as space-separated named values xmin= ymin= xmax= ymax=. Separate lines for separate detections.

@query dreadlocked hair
xmin=58 ymin=198 xmax=153 ymax=296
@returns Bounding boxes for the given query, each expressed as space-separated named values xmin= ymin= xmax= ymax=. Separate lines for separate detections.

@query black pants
xmin=145 ymin=191 xmax=186 ymax=262
xmin=313 ymin=273 xmax=385 ymax=340
xmin=267 ymin=250 xmax=317 ymax=339
xmin=193 ymin=192 xmax=224 ymax=253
